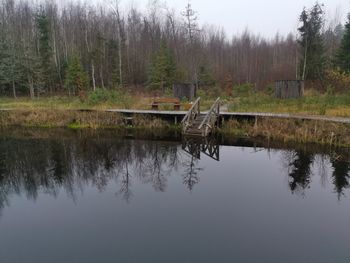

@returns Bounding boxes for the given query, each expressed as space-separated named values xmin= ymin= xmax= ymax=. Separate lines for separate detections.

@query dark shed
xmin=275 ymin=80 xmax=304 ymax=99
xmin=173 ymin=83 xmax=196 ymax=100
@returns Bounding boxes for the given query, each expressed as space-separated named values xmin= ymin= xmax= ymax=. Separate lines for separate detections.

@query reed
xmin=221 ymin=118 xmax=350 ymax=147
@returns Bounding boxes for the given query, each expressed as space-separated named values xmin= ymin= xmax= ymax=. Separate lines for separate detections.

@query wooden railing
xmin=181 ymin=97 xmax=201 ymax=130
xmin=198 ymin=97 xmax=220 ymax=136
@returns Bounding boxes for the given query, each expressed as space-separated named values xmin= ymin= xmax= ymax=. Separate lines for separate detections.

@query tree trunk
xmin=110 ymin=2 xmax=124 ymax=88
xmin=92 ymin=62 xmax=96 ymax=91
xmin=85 ymin=27 xmax=96 ymax=91
xmin=12 ymin=80 xmax=17 ymax=99
xmin=302 ymin=36 xmax=308 ymax=81
xmin=28 ymin=76 xmax=35 ymax=100
xmin=100 ymin=67 xmax=105 ymax=89
xmin=118 ymin=31 xmax=123 ymax=87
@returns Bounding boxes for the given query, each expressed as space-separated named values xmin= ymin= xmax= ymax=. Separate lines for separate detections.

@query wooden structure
xmin=181 ymin=97 xmax=220 ymax=137
xmin=151 ymin=97 xmax=180 ymax=111
xmin=275 ymin=80 xmax=304 ymax=99
xmin=173 ymin=83 xmax=196 ymax=100
xmin=108 ymin=109 xmax=350 ymax=126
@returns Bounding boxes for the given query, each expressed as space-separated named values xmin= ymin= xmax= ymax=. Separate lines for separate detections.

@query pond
xmin=0 ymin=129 xmax=350 ymax=263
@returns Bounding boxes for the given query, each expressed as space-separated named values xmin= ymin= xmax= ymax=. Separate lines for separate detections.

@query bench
xmin=151 ymin=98 xmax=181 ymax=111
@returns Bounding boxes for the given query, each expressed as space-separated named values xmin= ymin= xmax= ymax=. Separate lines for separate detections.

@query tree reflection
xmin=283 ymin=150 xmax=314 ymax=194
xmin=330 ymin=154 xmax=350 ymax=200
xmin=180 ymin=137 xmax=217 ymax=191
xmin=118 ymin=161 xmax=133 ymax=202
xmin=0 ymin=136 xmax=192 ymax=211
xmin=182 ymin=156 xmax=202 ymax=191
xmin=0 ymin=132 xmax=350 ymax=217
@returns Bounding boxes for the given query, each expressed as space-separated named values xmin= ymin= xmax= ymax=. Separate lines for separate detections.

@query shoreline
xmin=1 ymin=109 xmax=350 ymax=148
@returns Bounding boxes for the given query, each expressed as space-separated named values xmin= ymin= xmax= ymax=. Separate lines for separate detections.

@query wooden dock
xmin=107 ymin=109 xmax=350 ymax=125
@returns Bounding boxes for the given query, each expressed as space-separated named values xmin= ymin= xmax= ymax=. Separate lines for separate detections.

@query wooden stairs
xmin=182 ymin=97 xmax=220 ymax=137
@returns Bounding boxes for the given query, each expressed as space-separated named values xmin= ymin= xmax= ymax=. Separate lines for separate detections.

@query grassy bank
xmin=2 ymin=89 xmax=350 ymax=117
xmin=1 ymin=109 xmax=350 ymax=147
xmin=220 ymin=118 xmax=350 ymax=147
xmin=0 ymin=109 xmax=177 ymax=132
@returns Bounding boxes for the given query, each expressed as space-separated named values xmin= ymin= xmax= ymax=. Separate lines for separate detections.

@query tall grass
xmin=228 ymin=91 xmax=350 ymax=117
xmin=221 ymin=118 xmax=350 ymax=147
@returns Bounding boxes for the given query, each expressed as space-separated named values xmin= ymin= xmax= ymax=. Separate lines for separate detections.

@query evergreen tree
xmin=298 ymin=3 xmax=325 ymax=80
xmin=108 ymin=39 xmax=121 ymax=87
xmin=22 ymin=44 xmax=41 ymax=99
xmin=148 ymin=41 xmax=176 ymax=91
xmin=0 ymin=39 xmax=25 ymax=98
xmin=36 ymin=10 xmax=55 ymax=94
xmin=335 ymin=14 xmax=350 ymax=73
xmin=198 ymin=65 xmax=215 ymax=87
xmin=64 ymin=55 xmax=89 ymax=96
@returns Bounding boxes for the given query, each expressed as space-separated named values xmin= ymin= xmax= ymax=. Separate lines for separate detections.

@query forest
xmin=0 ymin=0 xmax=349 ymax=100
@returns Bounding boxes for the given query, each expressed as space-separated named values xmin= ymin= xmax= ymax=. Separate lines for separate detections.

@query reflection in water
xmin=181 ymin=136 xmax=220 ymax=190
xmin=182 ymin=156 xmax=202 ymax=191
xmin=0 ymin=132 xmax=350 ymax=214
xmin=281 ymin=148 xmax=350 ymax=198
xmin=0 ymin=137 xmax=185 ymax=209
xmin=330 ymin=154 xmax=350 ymax=199
xmin=2 ymin=131 xmax=350 ymax=263
xmin=182 ymin=136 xmax=220 ymax=161
xmin=287 ymin=151 xmax=314 ymax=193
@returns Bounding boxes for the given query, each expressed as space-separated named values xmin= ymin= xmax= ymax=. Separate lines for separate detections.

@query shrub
xmin=233 ymin=83 xmax=255 ymax=97
xmin=265 ymin=84 xmax=274 ymax=96
xmin=87 ymin=88 xmax=133 ymax=108
xmin=88 ymin=89 xmax=115 ymax=104
xmin=324 ymin=69 xmax=350 ymax=92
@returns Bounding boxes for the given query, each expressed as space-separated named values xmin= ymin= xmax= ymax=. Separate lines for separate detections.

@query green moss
xmin=67 ymin=122 xmax=90 ymax=129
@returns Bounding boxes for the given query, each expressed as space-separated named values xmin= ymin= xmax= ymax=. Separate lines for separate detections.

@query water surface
xmin=0 ymin=129 xmax=350 ymax=263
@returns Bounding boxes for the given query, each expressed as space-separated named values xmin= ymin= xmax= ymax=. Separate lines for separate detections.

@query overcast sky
xmin=78 ymin=0 xmax=349 ymax=38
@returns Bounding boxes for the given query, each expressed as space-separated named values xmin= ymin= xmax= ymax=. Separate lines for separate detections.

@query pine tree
xmin=198 ymin=65 xmax=215 ymax=87
xmin=64 ymin=55 xmax=89 ymax=96
xmin=148 ymin=41 xmax=176 ymax=91
xmin=298 ymin=3 xmax=325 ymax=80
xmin=335 ymin=13 xmax=350 ymax=73
xmin=0 ymin=39 xmax=25 ymax=98
xmin=36 ymin=10 xmax=55 ymax=94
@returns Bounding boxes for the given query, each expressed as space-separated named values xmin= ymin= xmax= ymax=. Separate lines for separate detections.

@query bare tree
xmin=181 ymin=1 xmax=200 ymax=88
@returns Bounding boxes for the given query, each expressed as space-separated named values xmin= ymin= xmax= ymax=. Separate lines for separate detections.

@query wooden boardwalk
xmin=108 ymin=109 xmax=350 ymax=124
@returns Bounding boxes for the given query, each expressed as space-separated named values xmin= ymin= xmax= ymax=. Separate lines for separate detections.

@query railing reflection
xmin=182 ymin=136 xmax=220 ymax=161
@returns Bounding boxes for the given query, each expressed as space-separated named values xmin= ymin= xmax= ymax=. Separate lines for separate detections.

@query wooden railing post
xmin=199 ymin=97 xmax=220 ymax=130
xmin=181 ymin=97 xmax=201 ymax=126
